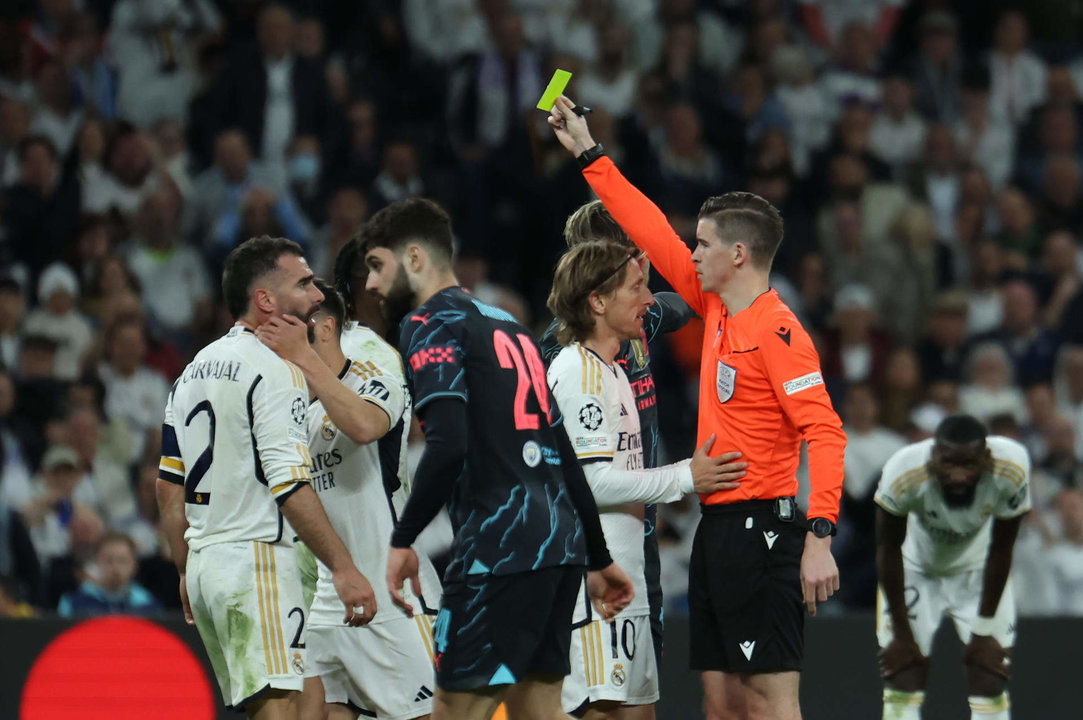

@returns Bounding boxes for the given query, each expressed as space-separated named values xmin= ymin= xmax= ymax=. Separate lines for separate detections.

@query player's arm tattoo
xmin=876 ymin=507 xmax=915 ymax=641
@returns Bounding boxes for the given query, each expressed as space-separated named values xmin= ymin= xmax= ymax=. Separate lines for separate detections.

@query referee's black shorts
xmin=689 ymin=498 xmax=805 ymax=673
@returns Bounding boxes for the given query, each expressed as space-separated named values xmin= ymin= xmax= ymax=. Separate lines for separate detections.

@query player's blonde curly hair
xmin=548 ymin=240 xmax=638 ymax=345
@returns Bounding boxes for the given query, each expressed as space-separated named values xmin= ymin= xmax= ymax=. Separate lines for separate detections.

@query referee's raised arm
xmin=550 ymin=95 xmax=845 ymax=720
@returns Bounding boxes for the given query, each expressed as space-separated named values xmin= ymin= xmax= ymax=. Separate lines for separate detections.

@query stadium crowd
xmin=0 ymin=0 xmax=1083 ymax=619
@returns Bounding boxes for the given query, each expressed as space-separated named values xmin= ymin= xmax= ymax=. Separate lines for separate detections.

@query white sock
xmin=882 ymin=689 xmax=923 ymax=720
xmin=969 ymin=692 xmax=1010 ymax=719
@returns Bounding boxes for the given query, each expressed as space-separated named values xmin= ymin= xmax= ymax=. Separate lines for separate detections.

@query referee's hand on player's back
xmin=690 ymin=435 xmax=747 ymax=495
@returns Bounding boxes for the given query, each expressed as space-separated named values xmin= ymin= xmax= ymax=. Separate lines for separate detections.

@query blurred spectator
xmin=19 ymin=445 xmax=101 ymax=565
xmin=184 ymin=129 xmax=283 ymax=250
xmin=210 ymin=185 xmax=311 ymax=268
xmin=799 ymin=0 xmax=901 ymax=50
xmin=954 ymin=74 xmax=1015 ymax=190
xmin=816 ymin=151 xmax=907 ymax=252
xmin=125 ymin=186 xmax=211 ymax=347
xmin=963 ymin=240 xmax=1007 ymax=336
xmin=0 ymin=98 xmax=30 ymax=187
xmin=1022 ymin=382 xmax=1058 ymax=460
xmin=1017 ymin=105 xmax=1082 ymax=198
xmin=656 ymin=102 xmax=726 ymax=216
xmin=0 ymin=368 xmax=35 ymax=503
xmin=370 ymin=139 xmax=425 ymax=211
xmin=879 ymin=346 xmax=923 ymax=433
xmin=18 ymin=0 xmax=77 ymax=77
xmin=821 ymin=283 xmax=892 ymax=388
xmin=3 ymin=135 xmax=80 ymax=282
xmin=1035 ymin=230 xmax=1082 ymax=329
xmin=10 ymin=335 xmax=66 ymax=445
xmin=878 ymin=203 xmax=938 ymax=344
xmin=285 ymin=134 xmax=326 ymax=225
xmin=64 ymin=12 xmax=115 ymax=120
xmin=912 ymin=11 xmax=964 ymax=124
xmin=73 ymin=117 xmax=109 ymax=201
xmin=402 ymin=0 xmax=490 ymax=65
xmin=447 ymin=10 xmax=542 ymax=159
xmin=870 ymin=73 xmax=926 ymax=179
xmin=1036 ymin=155 xmax=1083 ymax=235
xmin=309 ymin=186 xmax=369 ymax=281
xmin=57 ymin=532 xmax=159 ymax=617
xmin=578 ymin=23 xmax=637 ymax=120
xmin=201 ymin=3 xmax=337 ymax=174
xmin=959 ymin=341 xmax=1026 ymax=424
xmin=0 ymin=24 xmax=33 ymax=104
xmin=1047 ymin=488 xmax=1083 ymax=613
xmin=818 ymin=22 xmax=881 ymax=111
xmin=29 ymin=59 xmax=82 ymax=159
xmin=64 ymin=406 xmax=134 ymax=522
xmin=150 ymin=119 xmax=193 ymax=200
xmin=772 ymin=45 xmax=833 ymax=176
xmin=83 ymin=126 xmax=158 ymax=217
xmin=993 ymin=186 xmax=1041 ymax=257
xmin=793 ymin=252 xmax=834 ymax=334
xmin=987 ymin=10 xmax=1046 ymax=128
xmin=971 ymin=276 xmax=1059 ymax=385
xmin=22 ymin=262 xmax=92 ymax=381
xmin=98 ymin=315 xmax=169 ymax=466
xmin=331 ymin=98 xmax=380 ymax=191
xmin=0 ymin=277 xmax=24 ymax=369
xmin=1037 ymin=414 xmax=1081 ymax=489
xmin=108 ymin=0 xmax=221 ymax=128
xmin=917 ymin=291 xmax=969 ymax=383
xmin=907 ymin=124 xmax=962 ymax=241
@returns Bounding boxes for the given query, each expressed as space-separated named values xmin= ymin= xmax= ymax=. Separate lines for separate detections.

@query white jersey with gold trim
xmin=874 ymin=436 xmax=1031 ymax=575
xmin=306 ymin=358 xmax=441 ymax=626
xmin=340 ymin=322 xmax=403 ymax=376
xmin=548 ymin=343 xmax=649 ymax=617
xmin=160 ymin=325 xmax=313 ymax=551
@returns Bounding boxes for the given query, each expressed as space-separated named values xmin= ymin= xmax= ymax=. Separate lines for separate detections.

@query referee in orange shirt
xmin=550 ymin=97 xmax=846 ymax=720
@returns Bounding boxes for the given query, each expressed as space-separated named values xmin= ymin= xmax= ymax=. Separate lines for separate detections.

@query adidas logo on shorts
xmin=415 ymin=685 xmax=434 ymax=702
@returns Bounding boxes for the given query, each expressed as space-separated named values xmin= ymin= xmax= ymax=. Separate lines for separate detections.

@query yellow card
xmin=536 ymin=69 xmax=573 ymax=111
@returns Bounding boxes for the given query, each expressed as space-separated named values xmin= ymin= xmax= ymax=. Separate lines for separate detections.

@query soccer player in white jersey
xmin=546 ymin=240 xmax=743 ymax=719
xmin=875 ymin=414 xmax=1031 ymax=720
xmin=157 ymin=236 xmax=374 ymax=720
xmin=333 ymin=237 xmax=403 ymax=374
xmin=256 ymin=278 xmax=442 ymax=720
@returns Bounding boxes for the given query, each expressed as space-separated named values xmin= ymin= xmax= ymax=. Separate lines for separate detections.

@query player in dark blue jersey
xmin=359 ymin=197 xmax=635 ymax=720
xmin=538 ymin=200 xmax=748 ymax=673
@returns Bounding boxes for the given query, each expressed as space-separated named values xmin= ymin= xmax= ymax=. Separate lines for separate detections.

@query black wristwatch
xmin=808 ymin=517 xmax=837 ymax=538
xmin=576 ymin=143 xmax=606 ymax=169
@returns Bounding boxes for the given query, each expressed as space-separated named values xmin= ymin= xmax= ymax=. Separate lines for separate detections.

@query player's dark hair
xmin=935 ymin=414 xmax=988 ymax=446
xmin=313 ymin=278 xmax=346 ymax=338
xmin=221 ymin=235 xmax=305 ymax=320
xmin=548 ymin=241 xmax=638 ymax=345
xmin=698 ymin=191 xmax=784 ymax=270
xmin=563 ymin=200 xmax=633 ymax=249
xmin=333 ymin=238 xmax=361 ymax=317
xmin=356 ymin=198 xmax=454 ymax=268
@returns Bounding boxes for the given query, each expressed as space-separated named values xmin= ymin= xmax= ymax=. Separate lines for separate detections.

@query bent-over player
xmin=876 ymin=414 xmax=1030 ymax=720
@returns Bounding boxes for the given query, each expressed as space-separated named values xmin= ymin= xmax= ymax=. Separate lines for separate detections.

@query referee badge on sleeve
xmin=716 ymin=361 xmax=736 ymax=403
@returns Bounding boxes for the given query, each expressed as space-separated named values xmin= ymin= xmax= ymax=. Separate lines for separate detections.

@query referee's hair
xmin=222 ymin=235 xmax=305 ymax=320
xmin=563 ymin=200 xmax=633 ymax=249
xmin=698 ymin=192 xmax=784 ymax=270
xmin=356 ymin=198 xmax=454 ymax=269
xmin=548 ymin=240 xmax=637 ymax=345
xmin=934 ymin=414 xmax=988 ymax=446
xmin=313 ymin=278 xmax=346 ymax=338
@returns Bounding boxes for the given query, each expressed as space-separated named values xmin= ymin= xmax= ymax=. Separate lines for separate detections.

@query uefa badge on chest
xmin=716 ymin=361 xmax=736 ymax=403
